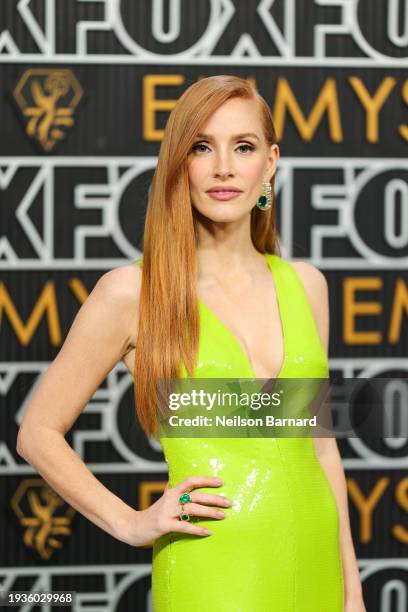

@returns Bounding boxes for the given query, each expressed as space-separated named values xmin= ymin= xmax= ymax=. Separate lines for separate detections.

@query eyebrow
xmin=194 ymin=132 xmax=260 ymax=141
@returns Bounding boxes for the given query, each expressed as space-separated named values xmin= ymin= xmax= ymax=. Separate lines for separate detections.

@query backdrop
xmin=1 ymin=1 xmax=407 ymax=610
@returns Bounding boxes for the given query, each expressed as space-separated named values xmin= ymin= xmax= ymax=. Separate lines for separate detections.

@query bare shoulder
xmin=98 ymin=261 xmax=142 ymax=301
xmin=97 ymin=262 xmax=142 ymax=346
xmin=286 ymin=259 xmax=329 ymax=352
xmin=287 ymin=260 xmax=328 ymax=295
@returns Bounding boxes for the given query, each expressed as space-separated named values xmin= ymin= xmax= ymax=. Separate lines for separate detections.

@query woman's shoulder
xmin=284 ymin=257 xmax=329 ymax=352
xmin=268 ymin=253 xmax=327 ymax=293
xmin=286 ymin=258 xmax=328 ymax=292
xmin=96 ymin=261 xmax=143 ymax=347
xmin=99 ymin=260 xmax=143 ymax=302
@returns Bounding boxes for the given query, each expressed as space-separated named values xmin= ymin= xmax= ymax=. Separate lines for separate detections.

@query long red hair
xmin=134 ymin=75 xmax=281 ymax=438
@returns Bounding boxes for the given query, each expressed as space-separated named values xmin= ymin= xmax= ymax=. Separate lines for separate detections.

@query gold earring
xmin=256 ymin=181 xmax=272 ymax=210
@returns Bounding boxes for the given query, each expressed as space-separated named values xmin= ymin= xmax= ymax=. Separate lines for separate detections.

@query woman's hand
xmin=345 ymin=594 xmax=366 ymax=612
xmin=116 ymin=475 xmax=232 ymax=547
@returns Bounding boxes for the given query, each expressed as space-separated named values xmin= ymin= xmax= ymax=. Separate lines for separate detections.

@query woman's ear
xmin=266 ymin=143 xmax=279 ymax=181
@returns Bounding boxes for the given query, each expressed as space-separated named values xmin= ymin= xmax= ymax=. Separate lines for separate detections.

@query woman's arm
xmin=315 ymin=439 xmax=364 ymax=604
xmin=16 ymin=264 xmax=144 ymax=544
xmin=291 ymin=262 xmax=366 ymax=609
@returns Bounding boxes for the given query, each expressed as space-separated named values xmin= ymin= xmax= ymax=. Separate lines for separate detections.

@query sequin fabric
xmin=133 ymin=254 xmax=344 ymax=612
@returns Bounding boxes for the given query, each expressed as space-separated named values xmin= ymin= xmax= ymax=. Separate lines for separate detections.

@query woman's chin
xmin=193 ymin=204 xmax=251 ymax=222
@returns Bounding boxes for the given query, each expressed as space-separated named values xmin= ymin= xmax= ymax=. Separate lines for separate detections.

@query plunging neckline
xmin=197 ymin=252 xmax=286 ymax=380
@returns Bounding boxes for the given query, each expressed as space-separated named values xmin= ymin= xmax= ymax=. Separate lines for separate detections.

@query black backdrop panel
xmin=1 ymin=2 xmax=407 ymax=611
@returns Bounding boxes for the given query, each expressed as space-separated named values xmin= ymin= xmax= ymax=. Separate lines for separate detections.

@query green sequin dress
xmin=133 ymin=253 xmax=344 ymax=612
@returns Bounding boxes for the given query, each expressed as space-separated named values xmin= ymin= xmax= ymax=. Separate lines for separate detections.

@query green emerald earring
xmin=256 ymin=181 xmax=272 ymax=210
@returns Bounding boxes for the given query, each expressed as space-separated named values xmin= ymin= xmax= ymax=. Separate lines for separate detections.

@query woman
xmin=17 ymin=75 xmax=365 ymax=611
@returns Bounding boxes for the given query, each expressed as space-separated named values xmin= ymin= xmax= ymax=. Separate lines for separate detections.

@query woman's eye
xmin=191 ymin=143 xmax=209 ymax=153
xmin=191 ymin=143 xmax=255 ymax=153
xmin=237 ymin=144 xmax=254 ymax=153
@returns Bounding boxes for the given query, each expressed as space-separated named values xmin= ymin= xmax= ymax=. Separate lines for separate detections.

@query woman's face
xmin=187 ymin=97 xmax=279 ymax=222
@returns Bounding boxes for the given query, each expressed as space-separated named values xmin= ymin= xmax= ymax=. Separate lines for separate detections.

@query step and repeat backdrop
xmin=1 ymin=1 xmax=407 ymax=610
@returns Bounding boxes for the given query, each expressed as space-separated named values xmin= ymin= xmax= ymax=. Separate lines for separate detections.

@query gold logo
xmin=13 ymin=69 xmax=83 ymax=151
xmin=11 ymin=479 xmax=76 ymax=559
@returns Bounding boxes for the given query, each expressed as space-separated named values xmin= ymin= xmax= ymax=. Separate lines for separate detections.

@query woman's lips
xmin=206 ymin=190 xmax=242 ymax=201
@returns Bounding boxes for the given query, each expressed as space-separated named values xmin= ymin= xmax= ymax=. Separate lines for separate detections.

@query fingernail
xmin=217 ymin=511 xmax=225 ymax=518
xmin=203 ymin=529 xmax=211 ymax=535
xmin=215 ymin=478 xmax=223 ymax=483
xmin=223 ymin=498 xmax=232 ymax=506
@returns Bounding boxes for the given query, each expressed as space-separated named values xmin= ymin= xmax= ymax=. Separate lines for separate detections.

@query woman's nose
xmin=214 ymin=169 xmax=233 ymax=178
xmin=213 ymin=157 xmax=234 ymax=177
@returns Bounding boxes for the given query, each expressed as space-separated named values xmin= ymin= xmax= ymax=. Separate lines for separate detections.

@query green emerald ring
xmin=179 ymin=492 xmax=191 ymax=521
xmin=179 ymin=493 xmax=191 ymax=504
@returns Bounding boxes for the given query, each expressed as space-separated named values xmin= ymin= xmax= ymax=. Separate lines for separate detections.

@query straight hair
xmin=134 ymin=75 xmax=281 ymax=438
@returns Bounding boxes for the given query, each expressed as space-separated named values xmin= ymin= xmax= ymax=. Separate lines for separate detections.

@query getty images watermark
xmin=155 ymin=376 xmax=408 ymax=439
